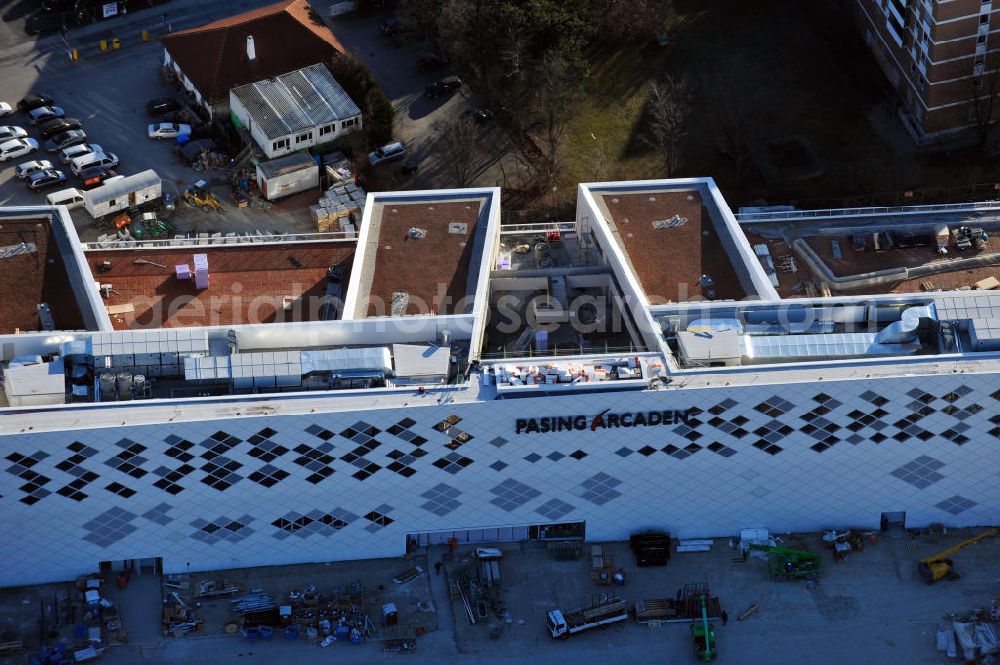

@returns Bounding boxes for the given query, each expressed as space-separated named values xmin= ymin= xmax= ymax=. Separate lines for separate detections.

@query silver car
xmin=15 ymin=158 xmax=53 ymax=179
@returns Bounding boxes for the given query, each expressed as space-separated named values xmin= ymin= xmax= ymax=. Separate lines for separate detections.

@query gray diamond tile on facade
xmin=82 ymin=507 xmax=138 ymax=547
xmin=489 ymin=479 xmax=541 ymax=512
xmin=935 ymin=495 xmax=977 ymax=515
xmin=890 ymin=456 xmax=946 ymax=489
xmin=535 ymin=498 xmax=575 ymax=521
xmin=142 ymin=502 xmax=174 ymax=526
xmin=421 ymin=483 xmax=462 ymax=516
xmin=577 ymin=472 xmax=623 ymax=506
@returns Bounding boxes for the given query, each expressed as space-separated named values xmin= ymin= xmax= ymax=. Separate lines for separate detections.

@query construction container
xmin=83 ymin=170 xmax=162 ymax=218
xmin=256 ymin=152 xmax=319 ymax=202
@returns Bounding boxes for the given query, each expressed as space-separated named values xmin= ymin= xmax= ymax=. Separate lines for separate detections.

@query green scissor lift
xmin=690 ymin=594 xmax=717 ymax=661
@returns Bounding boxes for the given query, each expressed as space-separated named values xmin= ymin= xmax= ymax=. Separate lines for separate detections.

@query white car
xmin=0 ymin=138 xmax=38 ymax=161
xmin=0 ymin=102 xmax=13 ymax=117
xmin=147 ymin=122 xmax=191 ymax=140
xmin=15 ymin=158 xmax=53 ymax=179
xmin=27 ymin=106 xmax=65 ymax=125
xmin=70 ymin=151 xmax=118 ymax=175
xmin=0 ymin=126 xmax=28 ymax=141
xmin=60 ymin=143 xmax=102 ymax=164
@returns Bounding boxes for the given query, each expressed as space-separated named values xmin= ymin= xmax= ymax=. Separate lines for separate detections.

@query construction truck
xmin=744 ymin=544 xmax=821 ymax=581
xmin=918 ymin=528 xmax=997 ymax=584
xmin=690 ymin=594 xmax=717 ymax=661
xmin=546 ymin=596 xmax=628 ymax=639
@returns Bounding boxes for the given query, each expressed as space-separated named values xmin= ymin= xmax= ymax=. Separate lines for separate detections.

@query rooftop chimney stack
xmin=247 ymin=35 xmax=256 ymax=61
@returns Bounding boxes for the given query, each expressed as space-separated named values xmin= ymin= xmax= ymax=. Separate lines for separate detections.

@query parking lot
xmin=325 ymin=8 xmax=517 ymax=191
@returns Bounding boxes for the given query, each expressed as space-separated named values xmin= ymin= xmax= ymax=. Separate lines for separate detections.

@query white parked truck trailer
xmin=546 ymin=597 xmax=628 ymax=639
xmin=83 ymin=169 xmax=161 ymax=218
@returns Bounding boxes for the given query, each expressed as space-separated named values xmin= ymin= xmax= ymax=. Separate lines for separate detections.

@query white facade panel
xmin=0 ymin=371 xmax=998 ymax=586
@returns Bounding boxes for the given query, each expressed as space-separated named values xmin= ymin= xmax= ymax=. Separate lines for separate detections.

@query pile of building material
xmin=937 ymin=605 xmax=999 ymax=661
xmin=310 ymin=181 xmax=365 ymax=235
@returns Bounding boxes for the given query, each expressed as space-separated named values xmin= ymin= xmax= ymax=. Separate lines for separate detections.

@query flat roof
xmin=86 ymin=242 xmax=354 ymax=329
xmin=231 ymin=63 xmax=361 ymax=140
xmin=0 ymin=217 xmax=85 ymax=333
xmin=356 ymin=196 xmax=490 ymax=317
xmin=596 ymin=190 xmax=747 ymax=303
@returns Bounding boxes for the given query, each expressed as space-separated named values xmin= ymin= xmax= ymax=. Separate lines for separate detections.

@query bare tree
xmin=435 ymin=115 xmax=481 ymax=188
xmin=529 ymin=51 xmax=580 ymax=191
xmin=969 ymin=70 xmax=1000 ymax=147
xmin=642 ymin=75 xmax=692 ymax=177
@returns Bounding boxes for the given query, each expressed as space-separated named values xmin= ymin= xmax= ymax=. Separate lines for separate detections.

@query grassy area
xmin=553 ymin=0 xmax=1000 ymax=211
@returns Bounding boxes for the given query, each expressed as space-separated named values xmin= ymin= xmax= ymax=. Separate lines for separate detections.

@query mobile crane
xmin=917 ymin=528 xmax=997 ymax=584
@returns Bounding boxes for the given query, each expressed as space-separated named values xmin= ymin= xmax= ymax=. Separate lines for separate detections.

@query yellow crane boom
xmin=918 ymin=528 xmax=997 ymax=584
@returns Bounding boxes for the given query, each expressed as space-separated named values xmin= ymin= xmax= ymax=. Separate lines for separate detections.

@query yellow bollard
xmin=99 ymin=39 xmax=108 ymax=52
xmin=111 ymin=37 xmax=120 ymax=49
xmin=141 ymin=30 xmax=149 ymax=42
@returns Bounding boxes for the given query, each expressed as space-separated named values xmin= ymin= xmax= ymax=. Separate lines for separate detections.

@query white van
xmin=46 ymin=187 xmax=85 ymax=210
xmin=70 ymin=151 xmax=118 ymax=175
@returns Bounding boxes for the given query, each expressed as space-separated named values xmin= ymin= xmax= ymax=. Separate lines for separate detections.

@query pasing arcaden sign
xmin=515 ymin=408 xmax=696 ymax=434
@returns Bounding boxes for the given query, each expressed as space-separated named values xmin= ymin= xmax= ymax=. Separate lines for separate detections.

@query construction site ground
xmin=1 ymin=528 xmax=997 ymax=664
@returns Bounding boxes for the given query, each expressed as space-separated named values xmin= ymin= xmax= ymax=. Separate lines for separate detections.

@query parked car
xmin=26 ymin=169 xmax=67 ymax=192
xmin=380 ymin=16 xmax=400 ymax=35
xmin=70 ymin=151 xmax=118 ymax=175
xmin=0 ymin=138 xmax=38 ymax=161
xmin=44 ymin=129 xmax=87 ymax=153
xmin=0 ymin=102 xmax=13 ymax=117
xmin=39 ymin=117 xmax=82 ymax=139
xmin=28 ymin=106 xmax=65 ymax=125
xmin=145 ymin=97 xmax=182 ymax=116
xmin=61 ymin=143 xmax=102 ymax=164
xmin=17 ymin=93 xmax=55 ymax=113
xmin=77 ymin=165 xmax=115 ymax=190
xmin=46 ymin=187 xmax=85 ymax=209
xmin=415 ymin=52 xmax=449 ymax=72
xmin=425 ymin=76 xmax=463 ymax=98
xmin=41 ymin=0 xmax=76 ymax=13
xmin=15 ymin=159 xmax=54 ymax=179
xmin=368 ymin=141 xmax=407 ymax=166
xmin=0 ymin=126 xmax=28 ymax=141
xmin=26 ymin=11 xmax=84 ymax=35
xmin=147 ymin=122 xmax=191 ymax=140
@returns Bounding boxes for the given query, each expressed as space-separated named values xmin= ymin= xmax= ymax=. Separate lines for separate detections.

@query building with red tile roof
xmin=161 ymin=0 xmax=346 ymax=118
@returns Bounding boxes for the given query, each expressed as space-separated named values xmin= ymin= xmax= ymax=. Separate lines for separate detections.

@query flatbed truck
xmin=546 ymin=597 xmax=628 ymax=639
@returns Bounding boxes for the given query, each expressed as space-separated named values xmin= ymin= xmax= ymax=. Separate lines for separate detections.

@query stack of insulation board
xmin=193 ymin=253 xmax=209 ymax=289
xmin=311 ymin=182 xmax=365 ymax=235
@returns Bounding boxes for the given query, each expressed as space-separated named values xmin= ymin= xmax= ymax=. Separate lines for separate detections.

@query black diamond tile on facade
xmin=248 ymin=464 xmax=290 ymax=487
xmin=363 ymin=505 xmax=394 ymax=533
xmin=707 ymin=442 xmax=737 ymax=457
xmin=191 ymin=515 xmax=255 ymax=545
xmin=53 ymin=442 xmax=101 ymax=501
xmin=163 ymin=436 xmax=195 ymax=463
xmin=103 ymin=439 xmax=150 ymax=480
xmin=387 ymin=418 xmax=428 ymax=446
xmin=199 ymin=431 xmax=242 ymax=460
xmin=385 ymin=448 xmax=426 ymax=477
xmin=271 ymin=508 xmax=358 ymax=540
xmin=6 ymin=450 xmax=52 ymax=505
xmin=105 ymin=482 xmax=135 ymax=498
xmin=200 ymin=456 xmax=243 ymax=491
xmin=246 ymin=428 xmax=290 ymax=463
xmin=152 ymin=463 xmax=194 ymax=495
xmin=294 ymin=443 xmax=337 ymax=483
xmin=432 ymin=453 xmax=473 ymax=475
